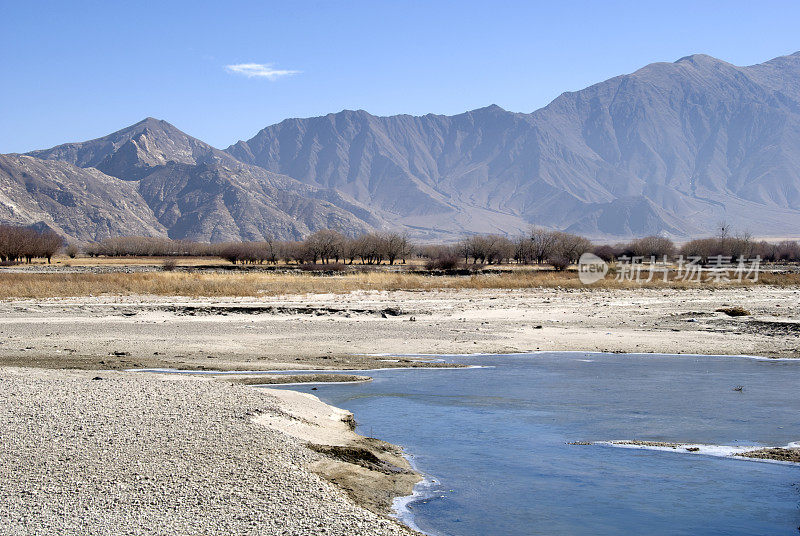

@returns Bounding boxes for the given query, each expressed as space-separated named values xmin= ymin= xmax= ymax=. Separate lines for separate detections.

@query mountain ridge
xmin=4 ymin=51 xmax=800 ymax=242
xmin=225 ymin=50 xmax=800 ymax=239
xmin=15 ymin=118 xmax=384 ymax=241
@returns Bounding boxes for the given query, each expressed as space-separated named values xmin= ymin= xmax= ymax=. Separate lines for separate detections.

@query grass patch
xmin=0 ymin=270 xmax=798 ymax=299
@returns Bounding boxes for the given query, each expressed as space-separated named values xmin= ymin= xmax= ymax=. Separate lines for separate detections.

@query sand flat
xmin=0 ymin=287 xmax=798 ymax=372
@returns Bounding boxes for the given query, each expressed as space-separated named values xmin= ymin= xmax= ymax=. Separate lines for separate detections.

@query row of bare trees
xmin=218 ymin=231 xmax=415 ymax=265
xmin=414 ymin=229 xmax=594 ymax=270
xmin=84 ymin=237 xmax=214 ymax=257
xmin=5 ymin=222 xmax=800 ymax=268
xmin=0 ymin=225 xmax=63 ymax=263
xmin=592 ymin=230 xmax=800 ymax=263
xmin=678 ymin=237 xmax=800 ymax=262
xmin=79 ymin=228 xmax=595 ymax=269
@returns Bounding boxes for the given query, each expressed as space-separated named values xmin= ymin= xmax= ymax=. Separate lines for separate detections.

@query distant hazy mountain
xmin=3 ymin=51 xmax=800 ymax=242
xmin=229 ymin=51 xmax=800 ymax=238
xmin=19 ymin=119 xmax=380 ymax=241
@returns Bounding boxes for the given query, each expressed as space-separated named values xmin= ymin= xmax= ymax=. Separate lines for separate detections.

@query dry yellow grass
xmin=0 ymin=269 xmax=797 ymax=299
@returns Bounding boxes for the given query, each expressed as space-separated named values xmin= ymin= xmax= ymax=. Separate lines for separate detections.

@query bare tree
xmin=717 ymin=221 xmax=732 ymax=241
xmin=382 ymin=233 xmax=410 ymax=265
xmin=529 ymin=227 xmax=558 ymax=264
xmin=514 ymin=236 xmax=533 ymax=264
xmin=0 ymin=225 xmax=63 ymax=263
xmin=548 ymin=232 xmax=592 ymax=269
xmin=456 ymin=238 xmax=472 ymax=264
xmin=34 ymin=230 xmax=63 ymax=263
xmin=305 ymin=230 xmax=345 ymax=264
xmin=627 ymin=236 xmax=675 ymax=258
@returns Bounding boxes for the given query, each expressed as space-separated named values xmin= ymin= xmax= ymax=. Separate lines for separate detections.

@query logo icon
xmin=578 ymin=252 xmax=608 ymax=285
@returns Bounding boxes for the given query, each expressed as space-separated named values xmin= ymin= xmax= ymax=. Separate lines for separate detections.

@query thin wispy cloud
xmin=224 ymin=63 xmax=300 ymax=80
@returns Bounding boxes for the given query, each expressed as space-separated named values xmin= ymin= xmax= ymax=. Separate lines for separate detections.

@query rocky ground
xmin=0 ymin=368 xmax=416 ymax=536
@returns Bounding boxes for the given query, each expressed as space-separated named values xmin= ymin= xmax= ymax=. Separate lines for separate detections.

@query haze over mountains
xmin=3 ymin=51 xmax=800 ymax=242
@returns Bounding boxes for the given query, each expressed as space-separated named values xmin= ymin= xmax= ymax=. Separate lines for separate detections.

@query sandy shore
xmin=0 ymin=367 xmax=417 ymax=535
xmin=0 ymin=287 xmax=798 ymax=372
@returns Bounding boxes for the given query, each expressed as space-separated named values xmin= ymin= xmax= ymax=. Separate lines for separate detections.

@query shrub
xmin=424 ymin=253 xmax=460 ymax=271
xmin=716 ymin=306 xmax=750 ymax=317
xmin=549 ymin=255 xmax=571 ymax=271
xmin=592 ymin=244 xmax=619 ymax=262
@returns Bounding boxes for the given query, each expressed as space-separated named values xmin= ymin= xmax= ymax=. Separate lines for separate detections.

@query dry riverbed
xmin=0 ymin=287 xmax=799 ymax=371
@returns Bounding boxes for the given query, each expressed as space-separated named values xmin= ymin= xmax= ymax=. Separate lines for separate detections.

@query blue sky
xmin=2 ymin=0 xmax=800 ymax=153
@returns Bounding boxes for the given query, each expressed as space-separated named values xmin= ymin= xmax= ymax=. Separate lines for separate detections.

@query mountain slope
xmin=24 ymin=119 xmax=383 ymax=241
xmin=228 ymin=52 xmax=800 ymax=238
xmin=0 ymin=155 xmax=166 ymax=241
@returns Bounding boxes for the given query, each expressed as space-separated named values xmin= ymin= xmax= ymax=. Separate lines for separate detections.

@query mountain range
xmin=3 ymin=51 xmax=800 ymax=242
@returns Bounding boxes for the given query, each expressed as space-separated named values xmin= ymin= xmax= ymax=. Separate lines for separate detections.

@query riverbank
xmin=0 ymin=367 xmax=417 ymax=535
xmin=0 ymin=287 xmax=799 ymax=372
xmin=258 ymin=388 xmax=422 ymax=513
xmin=3 ymin=285 xmax=800 ymax=534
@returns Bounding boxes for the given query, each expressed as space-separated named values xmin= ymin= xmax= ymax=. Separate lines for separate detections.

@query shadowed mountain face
xmin=16 ymin=119 xmax=380 ymax=241
xmin=4 ymin=51 xmax=800 ymax=242
xmin=228 ymin=52 xmax=800 ymax=238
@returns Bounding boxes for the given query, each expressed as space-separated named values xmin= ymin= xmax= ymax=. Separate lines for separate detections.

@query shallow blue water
xmin=274 ymin=353 xmax=800 ymax=536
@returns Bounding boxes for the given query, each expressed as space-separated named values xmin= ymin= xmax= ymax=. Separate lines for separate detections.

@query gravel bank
xmin=0 ymin=368 xmax=415 ymax=535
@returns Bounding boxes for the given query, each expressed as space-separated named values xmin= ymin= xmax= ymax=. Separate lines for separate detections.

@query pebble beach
xmin=0 ymin=368 xmax=415 ymax=535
